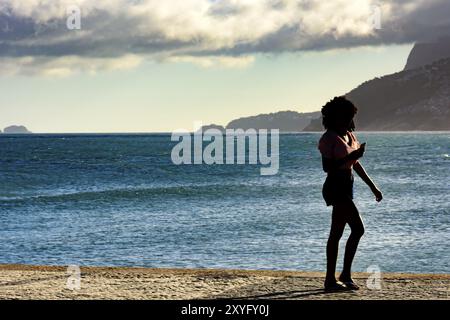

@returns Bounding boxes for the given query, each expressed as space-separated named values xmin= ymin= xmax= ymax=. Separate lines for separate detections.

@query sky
xmin=0 ymin=0 xmax=449 ymax=133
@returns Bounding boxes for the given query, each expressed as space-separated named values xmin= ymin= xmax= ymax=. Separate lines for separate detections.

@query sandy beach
xmin=0 ymin=264 xmax=448 ymax=300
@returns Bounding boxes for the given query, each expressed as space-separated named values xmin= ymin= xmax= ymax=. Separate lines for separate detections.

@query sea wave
xmin=0 ymin=183 xmax=303 ymax=203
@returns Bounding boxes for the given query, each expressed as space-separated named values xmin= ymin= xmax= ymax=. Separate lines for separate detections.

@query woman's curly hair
xmin=321 ymin=96 xmax=358 ymax=132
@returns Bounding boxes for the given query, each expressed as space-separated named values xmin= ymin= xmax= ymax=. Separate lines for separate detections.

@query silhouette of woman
xmin=318 ymin=96 xmax=383 ymax=291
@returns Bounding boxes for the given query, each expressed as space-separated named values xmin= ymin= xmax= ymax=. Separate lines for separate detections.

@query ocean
xmin=0 ymin=133 xmax=449 ymax=273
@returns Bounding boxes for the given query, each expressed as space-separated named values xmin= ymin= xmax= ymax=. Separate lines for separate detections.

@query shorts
xmin=322 ymin=169 xmax=354 ymax=206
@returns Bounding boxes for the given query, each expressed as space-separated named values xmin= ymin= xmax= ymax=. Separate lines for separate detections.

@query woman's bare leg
xmin=340 ymin=200 xmax=365 ymax=281
xmin=325 ymin=203 xmax=347 ymax=283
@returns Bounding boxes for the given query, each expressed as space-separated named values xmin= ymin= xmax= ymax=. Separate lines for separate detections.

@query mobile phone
xmin=360 ymin=142 xmax=366 ymax=149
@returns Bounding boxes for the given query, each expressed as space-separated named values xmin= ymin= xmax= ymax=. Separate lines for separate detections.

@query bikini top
xmin=318 ymin=129 xmax=360 ymax=170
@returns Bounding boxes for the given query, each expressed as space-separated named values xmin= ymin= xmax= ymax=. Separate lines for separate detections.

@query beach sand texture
xmin=0 ymin=265 xmax=448 ymax=300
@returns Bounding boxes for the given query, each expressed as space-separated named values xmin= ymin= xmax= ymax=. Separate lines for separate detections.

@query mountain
xmin=3 ymin=125 xmax=32 ymax=134
xmin=404 ymin=37 xmax=450 ymax=70
xmin=226 ymin=111 xmax=320 ymax=132
xmin=199 ymin=39 xmax=450 ymax=132
xmin=305 ymin=56 xmax=450 ymax=131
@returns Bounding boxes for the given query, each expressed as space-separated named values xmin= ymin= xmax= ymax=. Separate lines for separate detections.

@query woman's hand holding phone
xmin=349 ymin=142 xmax=366 ymax=160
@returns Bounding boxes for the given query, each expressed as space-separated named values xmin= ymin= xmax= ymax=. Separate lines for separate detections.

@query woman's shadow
xmin=206 ymin=277 xmax=355 ymax=299
xmin=228 ymin=288 xmax=350 ymax=299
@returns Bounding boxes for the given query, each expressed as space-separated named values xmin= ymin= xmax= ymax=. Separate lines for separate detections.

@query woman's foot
xmin=324 ymin=279 xmax=348 ymax=291
xmin=338 ymin=275 xmax=360 ymax=290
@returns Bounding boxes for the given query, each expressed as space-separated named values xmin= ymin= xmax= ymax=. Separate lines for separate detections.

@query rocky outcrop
xmin=404 ymin=37 xmax=450 ymax=71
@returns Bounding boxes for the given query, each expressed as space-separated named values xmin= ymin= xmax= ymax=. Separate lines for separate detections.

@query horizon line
xmin=1 ymin=130 xmax=450 ymax=135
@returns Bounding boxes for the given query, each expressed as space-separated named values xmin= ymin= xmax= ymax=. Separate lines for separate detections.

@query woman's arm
xmin=353 ymin=161 xmax=383 ymax=202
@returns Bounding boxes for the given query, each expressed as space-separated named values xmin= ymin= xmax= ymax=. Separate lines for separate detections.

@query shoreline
xmin=0 ymin=264 xmax=448 ymax=300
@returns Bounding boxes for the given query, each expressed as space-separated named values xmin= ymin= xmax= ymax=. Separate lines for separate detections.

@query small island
xmin=2 ymin=125 xmax=32 ymax=134
xmin=198 ymin=124 xmax=226 ymax=133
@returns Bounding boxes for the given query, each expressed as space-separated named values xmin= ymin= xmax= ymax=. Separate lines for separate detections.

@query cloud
xmin=0 ymin=54 xmax=143 ymax=77
xmin=0 ymin=0 xmax=449 ymax=75
xmin=164 ymin=55 xmax=255 ymax=68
